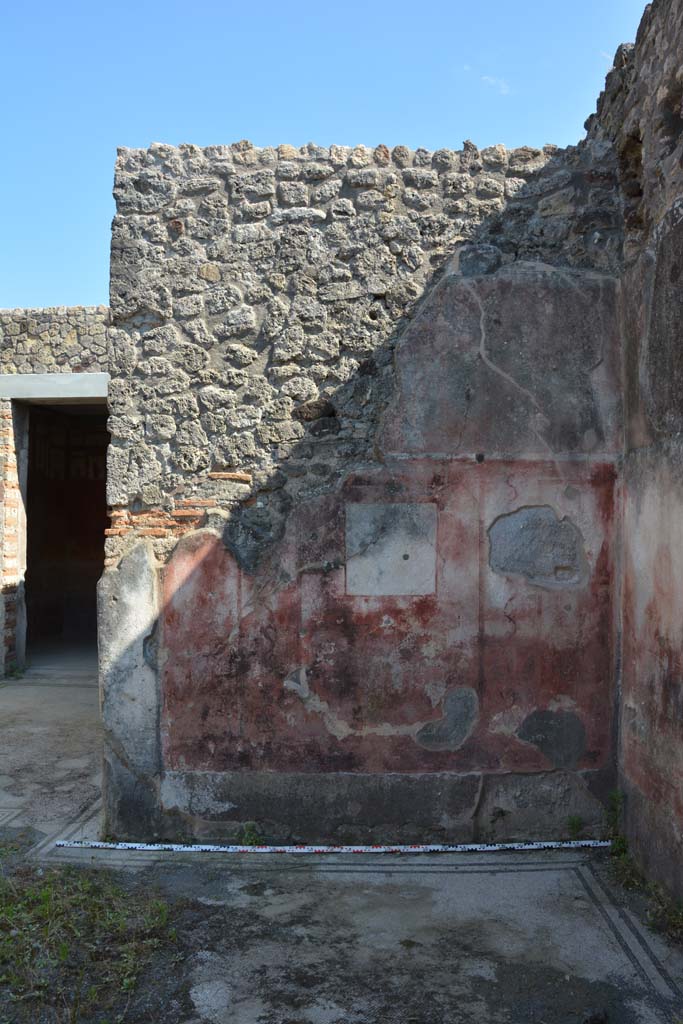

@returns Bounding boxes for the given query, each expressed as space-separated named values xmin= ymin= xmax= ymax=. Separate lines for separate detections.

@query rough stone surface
xmin=587 ymin=0 xmax=683 ymax=264
xmin=159 ymin=769 xmax=482 ymax=843
xmin=475 ymin=772 xmax=608 ymax=842
xmin=103 ymin=135 xmax=622 ymax=528
xmin=0 ymin=306 xmax=109 ymax=374
xmin=3 ymin=0 xmax=683 ymax=895
xmin=102 ymin=131 xmax=623 ymax=842
xmin=488 ymin=506 xmax=589 ymax=589
xmin=597 ymin=0 xmax=683 ymax=901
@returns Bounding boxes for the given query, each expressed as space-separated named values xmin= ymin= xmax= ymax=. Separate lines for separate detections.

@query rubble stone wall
xmin=0 ymin=306 xmax=109 ymax=375
xmin=105 ymin=137 xmax=621 ymax=529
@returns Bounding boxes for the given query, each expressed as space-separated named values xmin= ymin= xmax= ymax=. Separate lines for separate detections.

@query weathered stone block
xmin=99 ymin=542 xmax=160 ymax=780
xmin=158 ymin=769 xmax=482 ymax=843
xmin=475 ymin=772 xmax=605 ymax=842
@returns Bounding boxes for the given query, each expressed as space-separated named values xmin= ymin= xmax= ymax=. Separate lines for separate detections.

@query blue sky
xmin=1 ymin=0 xmax=645 ymax=309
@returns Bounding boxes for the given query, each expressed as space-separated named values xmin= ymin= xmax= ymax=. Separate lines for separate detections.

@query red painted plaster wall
xmin=160 ymin=458 xmax=617 ymax=780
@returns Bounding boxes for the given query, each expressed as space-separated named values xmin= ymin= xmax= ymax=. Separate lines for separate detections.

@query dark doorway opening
xmin=25 ymin=404 xmax=109 ymax=670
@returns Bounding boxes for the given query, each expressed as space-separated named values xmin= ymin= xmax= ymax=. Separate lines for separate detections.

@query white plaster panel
xmin=345 ymin=502 xmax=437 ymax=596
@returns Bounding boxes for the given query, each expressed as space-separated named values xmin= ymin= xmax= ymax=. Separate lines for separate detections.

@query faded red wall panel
xmin=161 ymin=459 xmax=616 ymax=778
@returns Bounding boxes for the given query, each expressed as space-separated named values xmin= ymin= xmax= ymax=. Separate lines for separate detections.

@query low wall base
xmin=622 ymin=775 xmax=683 ymax=903
xmin=103 ymin=756 xmax=612 ymax=845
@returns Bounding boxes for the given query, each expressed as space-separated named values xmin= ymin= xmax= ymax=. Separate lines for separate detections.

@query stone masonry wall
xmin=4 ymin=0 xmax=683 ymax=882
xmin=588 ymin=0 xmax=683 ymax=898
xmin=105 ymin=137 xmax=622 ymax=559
xmin=0 ymin=306 xmax=109 ymax=375
xmin=99 ymin=129 xmax=627 ymax=845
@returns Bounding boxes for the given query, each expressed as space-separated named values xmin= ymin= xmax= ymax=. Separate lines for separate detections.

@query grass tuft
xmin=604 ymin=790 xmax=683 ymax=942
xmin=239 ymin=821 xmax=263 ymax=847
xmin=566 ymin=815 xmax=585 ymax=840
xmin=0 ymin=864 xmax=175 ymax=1022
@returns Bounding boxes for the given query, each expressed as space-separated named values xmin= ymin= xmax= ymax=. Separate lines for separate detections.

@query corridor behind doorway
xmin=0 ymin=402 xmax=107 ymax=843
xmin=24 ymin=404 xmax=109 ymax=671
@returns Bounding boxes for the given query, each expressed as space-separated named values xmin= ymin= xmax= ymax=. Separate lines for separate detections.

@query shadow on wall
xmin=618 ymin=205 xmax=683 ymax=902
xmin=98 ymin=164 xmax=625 ymax=843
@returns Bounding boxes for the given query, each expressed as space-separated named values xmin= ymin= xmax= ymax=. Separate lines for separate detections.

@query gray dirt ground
xmin=20 ymin=844 xmax=683 ymax=1024
xmin=1 ymin=663 xmax=683 ymax=1024
xmin=0 ymin=649 xmax=101 ymax=838
xmin=126 ymin=849 xmax=683 ymax=1024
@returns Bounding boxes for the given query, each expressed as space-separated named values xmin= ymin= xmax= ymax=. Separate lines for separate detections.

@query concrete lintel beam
xmin=0 ymin=372 xmax=110 ymax=402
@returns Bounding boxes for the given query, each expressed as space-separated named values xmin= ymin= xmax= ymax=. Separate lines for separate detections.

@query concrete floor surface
xmin=0 ymin=649 xmax=101 ymax=840
xmin=45 ymin=849 xmax=683 ymax=1023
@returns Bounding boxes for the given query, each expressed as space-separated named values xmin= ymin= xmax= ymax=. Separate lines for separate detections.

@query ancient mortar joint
xmin=1 ymin=0 xmax=682 ymax=905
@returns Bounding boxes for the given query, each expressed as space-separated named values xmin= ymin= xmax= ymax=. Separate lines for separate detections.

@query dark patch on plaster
xmin=415 ymin=687 xmax=479 ymax=751
xmin=488 ymin=505 xmax=588 ymax=589
xmin=221 ymin=491 xmax=292 ymax=572
xmin=517 ymin=710 xmax=587 ymax=769
xmin=346 ymin=502 xmax=434 ymax=559
xmin=458 ymin=243 xmax=502 ymax=277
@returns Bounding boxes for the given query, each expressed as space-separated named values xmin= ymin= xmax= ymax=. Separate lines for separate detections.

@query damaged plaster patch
xmin=98 ymin=541 xmax=161 ymax=779
xmin=284 ymin=667 xmax=352 ymax=741
xmin=284 ymin=667 xmax=418 ymax=741
xmin=488 ymin=505 xmax=588 ymax=589
xmin=489 ymin=707 xmax=526 ymax=737
xmin=160 ymin=773 xmax=238 ymax=817
xmin=415 ymin=687 xmax=479 ymax=751
xmin=285 ymin=670 xmax=477 ymax=749
xmin=221 ymin=491 xmax=292 ymax=572
xmin=517 ymin=709 xmax=586 ymax=769
xmin=345 ymin=502 xmax=437 ymax=596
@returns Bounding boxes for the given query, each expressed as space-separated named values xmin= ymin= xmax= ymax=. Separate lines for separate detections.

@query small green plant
xmin=647 ymin=882 xmax=683 ymax=943
xmin=567 ymin=815 xmax=585 ymax=840
xmin=0 ymin=840 xmax=19 ymax=864
xmin=2 ymin=665 xmax=23 ymax=681
xmin=239 ymin=821 xmax=262 ymax=847
xmin=606 ymin=790 xmax=623 ymax=839
xmin=603 ymin=790 xmax=644 ymax=890
xmin=0 ymin=865 xmax=175 ymax=1022
xmin=612 ymin=846 xmax=644 ymax=890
